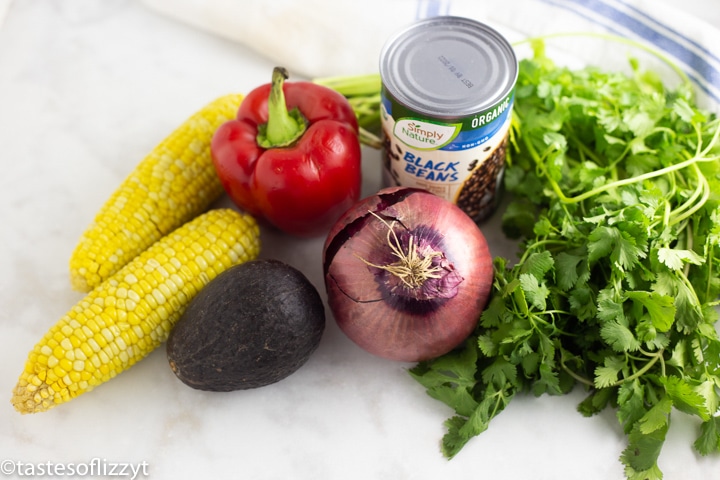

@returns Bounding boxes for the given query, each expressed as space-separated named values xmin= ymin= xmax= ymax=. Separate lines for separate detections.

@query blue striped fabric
xmin=414 ymin=0 xmax=720 ymax=105
xmin=541 ymin=0 xmax=720 ymax=103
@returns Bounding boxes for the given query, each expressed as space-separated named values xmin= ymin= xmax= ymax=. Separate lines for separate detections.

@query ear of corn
xmin=69 ymin=93 xmax=244 ymax=293
xmin=13 ymin=208 xmax=260 ymax=414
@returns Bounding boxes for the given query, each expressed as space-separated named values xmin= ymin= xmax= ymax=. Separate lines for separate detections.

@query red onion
xmin=322 ymin=187 xmax=494 ymax=362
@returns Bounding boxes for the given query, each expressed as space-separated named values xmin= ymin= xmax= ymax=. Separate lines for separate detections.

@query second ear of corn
xmin=12 ymin=208 xmax=260 ymax=414
xmin=69 ymin=93 xmax=244 ymax=293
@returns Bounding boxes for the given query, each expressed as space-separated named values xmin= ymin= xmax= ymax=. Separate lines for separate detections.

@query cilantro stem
xmin=684 ymin=222 xmax=694 ymax=278
xmin=489 ymin=388 xmax=508 ymax=419
xmin=699 ymin=119 xmax=720 ymax=158
xmin=312 ymin=73 xmax=381 ymax=97
xmin=607 ymin=143 xmax=632 ymax=174
xmin=560 ymin=357 xmax=594 ymax=387
xmin=311 ymin=73 xmax=384 ymax=148
xmin=562 ymin=348 xmax=667 ymax=389
xmin=413 ymin=43 xmax=720 ymax=473
xmin=662 ymin=193 xmax=672 ymax=227
xmin=517 ymin=238 xmax=570 ymax=265
xmin=613 ymin=349 xmax=665 ymax=388
xmin=540 ymin=309 xmax=573 ymax=316
xmin=530 ymin=311 xmax=576 ymax=337
xmin=519 ymin=79 xmax=719 ymax=209
xmin=566 ymin=126 xmax=604 ymax=167
xmin=546 ymin=153 xmax=716 ymax=205
xmin=518 ymin=133 xmax=570 ymax=200
xmin=669 ymin=162 xmax=709 ymax=226
xmin=707 ymin=237 xmax=716 ymax=303
xmin=678 ymin=263 xmax=703 ymax=310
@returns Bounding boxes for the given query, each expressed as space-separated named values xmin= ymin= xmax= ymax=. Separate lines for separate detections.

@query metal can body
xmin=379 ymin=16 xmax=518 ymax=223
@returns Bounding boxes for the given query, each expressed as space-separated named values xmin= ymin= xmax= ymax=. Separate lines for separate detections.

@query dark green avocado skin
xmin=167 ymin=259 xmax=326 ymax=391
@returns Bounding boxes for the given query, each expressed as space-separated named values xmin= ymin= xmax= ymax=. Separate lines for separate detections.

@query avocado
xmin=167 ymin=259 xmax=325 ymax=391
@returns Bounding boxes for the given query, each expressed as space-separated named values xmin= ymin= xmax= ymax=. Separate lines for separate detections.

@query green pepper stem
xmin=257 ymin=67 xmax=307 ymax=149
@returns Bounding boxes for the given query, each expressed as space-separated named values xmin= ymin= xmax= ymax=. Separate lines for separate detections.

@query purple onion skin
xmin=322 ymin=187 xmax=494 ymax=362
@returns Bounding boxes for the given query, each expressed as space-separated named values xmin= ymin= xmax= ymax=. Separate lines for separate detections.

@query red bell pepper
xmin=211 ymin=67 xmax=362 ymax=237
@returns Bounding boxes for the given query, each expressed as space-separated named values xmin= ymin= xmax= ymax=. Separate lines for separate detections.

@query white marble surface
xmin=0 ymin=1 xmax=719 ymax=479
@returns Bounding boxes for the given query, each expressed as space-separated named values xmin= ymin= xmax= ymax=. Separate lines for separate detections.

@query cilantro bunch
xmin=410 ymin=41 xmax=720 ymax=479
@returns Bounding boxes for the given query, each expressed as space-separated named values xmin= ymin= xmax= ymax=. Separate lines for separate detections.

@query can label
xmin=381 ymin=89 xmax=514 ymax=223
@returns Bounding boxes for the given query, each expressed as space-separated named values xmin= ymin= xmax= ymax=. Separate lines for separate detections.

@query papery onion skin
xmin=322 ymin=187 xmax=494 ymax=362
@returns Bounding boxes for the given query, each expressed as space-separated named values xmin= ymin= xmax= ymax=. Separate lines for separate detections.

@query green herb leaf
xmin=657 ymin=248 xmax=704 ymax=271
xmin=661 ymin=376 xmax=710 ymax=420
xmin=594 ymin=355 xmax=625 ymax=388
xmin=554 ymin=251 xmax=585 ymax=291
xmin=519 ymin=273 xmax=550 ymax=311
xmin=694 ymin=417 xmax=720 ymax=456
xmin=588 ymin=226 xmax=647 ymax=271
xmin=625 ymin=291 xmax=675 ymax=332
xmin=637 ymin=396 xmax=672 ymax=434
xmin=621 ymin=420 xmax=668 ymax=473
xmin=617 ymin=380 xmax=646 ymax=434
xmin=408 ymin=38 xmax=720 ymax=479
xmin=520 ymin=251 xmax=554 ymax=280
xmin=409 ymin=340 xmax=481 ymax=418
xmin=601 ymin=319 xmax=641 ymax=353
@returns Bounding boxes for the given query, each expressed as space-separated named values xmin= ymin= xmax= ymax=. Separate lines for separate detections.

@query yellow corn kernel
xmin=12 ymin=208 xmax=260 ymax=414
xmin=69 ymin=94 xmax=244 ymax=293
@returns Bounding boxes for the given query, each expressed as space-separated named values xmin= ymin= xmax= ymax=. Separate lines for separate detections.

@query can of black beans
xmin=379 ymin=16 xmax=518 ymax=223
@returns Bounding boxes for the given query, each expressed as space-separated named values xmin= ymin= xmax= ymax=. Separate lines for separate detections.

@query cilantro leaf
xmin=617 ymin=380 xmax=647 ymax=434
xmin=532 ymin=359 xmax=563 ymax=396
xmin=597 ymin=288 xmax=625 ymax=323
xmin=600 ymin=319 xmax=641 ymax=353
xmin=623 ymin=463 xmax=663 ymax=480
xmin=586 ymin=226 xmax=615 ymax=265
xmin=694 ymin=417 xmax=720 ymax=456
xmin=578 ymin=387 xmax=614 ymax=417
xmin=409 ymin=340 xmax=481 ymax=417
xmin=673 ymin=97 xmax=707 ymax=123
xmin=625 ymin=290 xmax=676 ymax=333
xmin=594 ymin=355 xmax=626 ymax=388
xmin=410 ymin=42 xmax=720 ymax=480
xmin=588 ymin=225 xmax=647 ymax=271
xmin=441 ymin=382 xmax=516 ymax=459
xmin=654 ymin=271 xmax=704 ymax=334
xmin=501 ymin=198 xmax=538 ymax=239
xmin=480 ymin=295 xmax=509 ymax=329
xmin=554 ymin=251 xmax=585 ymax=291
xmin=568 ymin=285 xmax=597 ymax=321
xmin=481 ymin=357 xmax=518 ymax=388
xmin=657 ymin=247 xmax=704 ymax=271
xmin=661 ymin=376 xmax=710 ymax=421
xmin=695 ymin=377 xmax=720 ymax=420
xmin=519 ymin=273 xmax=549 ymax=311
xmin=624 ymin=110 xmax=655 ymax=138
xmin=520 ymin=251 xmax=554 ymax=280
xmin=637 ymin=396 xmax=672 ymax=434
xmin=621 ymin=420 xmax=668 ymax=474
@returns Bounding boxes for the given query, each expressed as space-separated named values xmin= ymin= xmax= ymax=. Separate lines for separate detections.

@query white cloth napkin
xmin=141 ymin=0 xmax=720 ymax=110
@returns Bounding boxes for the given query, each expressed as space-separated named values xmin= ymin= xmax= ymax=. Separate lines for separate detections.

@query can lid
xmin=380 ymin=16 xmax=518 ymax=117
